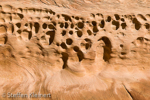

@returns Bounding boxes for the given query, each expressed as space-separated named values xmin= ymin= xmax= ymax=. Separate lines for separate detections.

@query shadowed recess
xmin=132 ymin=18 xmax=141 ymax=30
xmin=62 ymin=52 xmax=68 ymax=69
xmin=34 ymin=22 xmax=40 ymax=33
xmin=77 ymin=50 xmax=84 ymax=62
xmin=46 ymin=31 xmax=55 ymax=45
xmin=61 ymin=42 xmax=67 ymax=49
xmin=62 ymin=14 xmax=72 ymax=21
xmin=16 ymin=23 xmax=21 ymax=28
xmin=73 ymin=46 xmax=84 ymax=61
xmin=99 ymin=36 xmax=112 ymax=62
xmin=112 ymin=20 xmax=119 ymax=30
xmin=99 ymin=20 xmax=105 ymax=28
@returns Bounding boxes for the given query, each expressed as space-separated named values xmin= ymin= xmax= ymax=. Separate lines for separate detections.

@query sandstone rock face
xmin=0 ymin=0 xmax=150 ymax=100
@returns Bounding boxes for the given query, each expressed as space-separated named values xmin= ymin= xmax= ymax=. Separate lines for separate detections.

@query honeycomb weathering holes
xmin=1 ymin=5 xmax=150 ymax=100
xmin=0 ymin=5 xmax=150 ymax=67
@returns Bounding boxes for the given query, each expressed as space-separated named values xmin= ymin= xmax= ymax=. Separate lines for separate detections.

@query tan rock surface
xmin=0 ymin=0 xmax=150 ymax=100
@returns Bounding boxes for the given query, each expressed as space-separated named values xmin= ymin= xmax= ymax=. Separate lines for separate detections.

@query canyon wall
xmin=0 ymin=0 xmax=150 ymax=100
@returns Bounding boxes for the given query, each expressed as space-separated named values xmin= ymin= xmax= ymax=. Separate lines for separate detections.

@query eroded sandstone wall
xmin=0 ymin=2 xmax=150 ymax=100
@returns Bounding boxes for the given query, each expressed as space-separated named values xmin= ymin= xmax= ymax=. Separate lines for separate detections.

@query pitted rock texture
xmin=0 ymin=1 xmax=150 ymax=100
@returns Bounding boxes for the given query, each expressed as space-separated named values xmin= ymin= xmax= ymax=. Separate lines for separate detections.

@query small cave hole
xmin=57 ymin=15 xmax=60 ymax=18
xmin=17 ymin=13 xmax=24 ymax=19
xmin=77 ymin=22 xmax=84 ymax=29
xmin=121 ymin=18 xmax=125 ymax=22
xmin=92 ymin=21 xmax=97 ymax=26
xmin=121 ymin=23 xmax=127 ymax=29
xmin=75 ymin=16 xmax=79 ymax=20
xmin=56 ymin=43 xmax=59 ymax=46
xmin=120 ymin=44 xmax=123 ymax=48
xmin=62 ymin=14 xmax=72 ymax=21
xmin=114 ymin=14 xmax=120 ymax=20
xmin=60 ymin=42 xmax=67 ymax=49
xmin=77 ymin=31 xmax=82 ymax=37
xmin=28 ymin=31 xmax=32 ymax=40
xmin=77 ymin=50 xmax=84 ymax=62
xmin=99 ymin=20 xmax=105 ymax=28
xmin=87 ymin=30 xmax=92 ymax=35
xmin=66 ymin=38 xmax=73 ymax=45
xmin=132 ymin=18 xmax=141 ymax=30
xmin=73 ymin=46 xmax=84 ymax=62
xmin=121 ymin=52 xmax=127 ymax=55
xmin=93 ymin=26 xmax=99 ymax=33
xmin=29 ymin=23 xmax=32 ymax=29
xmin=46 ymin=31 xmax=55 ymax=45
xmin=144 ymin=23 xmax=149 ymax=29
xmin=70 ymin=23 xmax=74 ymax=28
xmin=25 ymin=23 xmax=28 ymax=27
xmin=4 ymin=36 xmax=7 ymax=44
xmin=112 ymin=20 xmax=119 ymax=30
xmin=52 ymin=21 xmax=56 ymax=26
xmin=85 ymin=43 xmax=90 ymax=50
xmin=17 ymin=30 xmax=21 ymax=34
xmin=65 ymin=22 xmax=69 ymax=28
xmin=69 ymin=31 xmax=73 ymax=35
xmin=61 ymin=30 xmax=66 ymax=36
xmin=48 ymin=24 xmax=55 ymax=29
xmin=99 ymin=37 xmax=112 ymax=62
xmin=106 ymin=16 xmax=111 ymax=22
xmin=16 ymin=23 xmax=21 ymax=28
xmin=73 ymin=46 xmax=79 ymax=52
xmin=42 ymin=23 xmax=47 ymax=29
xmin=34 ymin=22 xmax=40 ymax=33
xmin=62 ymin=52 xmax=68 ymax=69
xmin=60 ymin=23 xmax=64 ymax=28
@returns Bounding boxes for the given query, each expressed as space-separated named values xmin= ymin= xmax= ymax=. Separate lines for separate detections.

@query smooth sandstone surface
xmin=0 ymin=0 xmax=150 ymax=100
